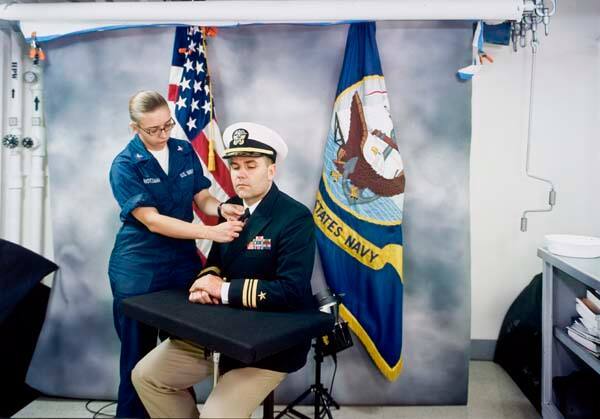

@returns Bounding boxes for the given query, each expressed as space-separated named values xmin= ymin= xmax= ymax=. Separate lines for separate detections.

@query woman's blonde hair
xmin=128 ymin=90 xmax=169 ymax=124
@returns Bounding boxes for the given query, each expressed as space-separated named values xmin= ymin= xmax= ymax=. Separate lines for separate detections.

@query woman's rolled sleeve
xmin=119 ymin=192 xmax=156 ymax=221
xmin=110 ymin=160 xmax=158 ymax=221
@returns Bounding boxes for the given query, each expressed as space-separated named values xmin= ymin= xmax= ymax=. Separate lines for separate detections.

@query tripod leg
xmin=322 ymin=390 xmax=340 ymax=410
xmin=274 ymin=386 xmax=313 ymax=419
xmin=318 ymin=392 xmax=334 ymax=419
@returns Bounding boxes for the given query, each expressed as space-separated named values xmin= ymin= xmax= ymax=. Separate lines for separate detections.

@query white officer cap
xmin=222 ymin=122 xmax=288 ymax=163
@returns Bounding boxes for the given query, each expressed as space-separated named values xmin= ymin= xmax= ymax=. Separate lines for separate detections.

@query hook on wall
xmin=516 ymin=0 xmax=558 ymax=232
xmin=512 ymin=0 xmax=556 ymax=53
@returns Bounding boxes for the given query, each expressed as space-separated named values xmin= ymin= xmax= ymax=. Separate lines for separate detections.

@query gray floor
xmin=13 ymin=361 xmax=540 ymax=418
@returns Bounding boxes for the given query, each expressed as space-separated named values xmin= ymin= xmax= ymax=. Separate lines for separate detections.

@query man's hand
xmin=189 ymin=290 xmax=218 ymax=305
xmin=189 ymin=274 xmax=224 ymax=304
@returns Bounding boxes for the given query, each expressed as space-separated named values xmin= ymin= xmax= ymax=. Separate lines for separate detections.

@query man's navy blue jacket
xmin=199 ymin=183 xmax=316 ymax=373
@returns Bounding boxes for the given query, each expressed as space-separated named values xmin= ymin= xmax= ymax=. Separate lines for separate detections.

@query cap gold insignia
xmin=232 ymin=128 xmax=248 ymax=146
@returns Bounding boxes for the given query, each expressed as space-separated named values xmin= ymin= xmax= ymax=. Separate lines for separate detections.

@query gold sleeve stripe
xmin=246 ymin=280 xmax=251 ymax=308
xmin=251 ymin=279 xmax=259 ymax=308
xmin=242 ymin=279 xmax=250 ymax=308
xmin=249 ymin=279 xmax=256 ymax=308
xmin=199 ymin=266 xmax=221 ymax=277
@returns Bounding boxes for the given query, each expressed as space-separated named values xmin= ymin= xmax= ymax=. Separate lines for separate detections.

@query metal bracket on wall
xmin=513 ymin=0 xmax=557 ymax=52
xmin=514 ymin=0 xmax=558 ymax=232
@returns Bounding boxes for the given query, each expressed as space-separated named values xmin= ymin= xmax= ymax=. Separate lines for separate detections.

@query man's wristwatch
xmin=217 ymin=202 xmax=225 ymax=218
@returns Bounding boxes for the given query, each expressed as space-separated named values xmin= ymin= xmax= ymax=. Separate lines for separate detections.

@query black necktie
xmin=240 ymin=208 xmax=251 ymax=222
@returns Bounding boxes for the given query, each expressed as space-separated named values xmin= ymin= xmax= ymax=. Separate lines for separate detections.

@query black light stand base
xmin=276 ymin=344 xmax=339 ymax=419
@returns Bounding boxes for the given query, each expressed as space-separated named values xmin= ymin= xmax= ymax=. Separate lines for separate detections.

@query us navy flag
xmin=314 ymin=22 xmax=405 ymax=380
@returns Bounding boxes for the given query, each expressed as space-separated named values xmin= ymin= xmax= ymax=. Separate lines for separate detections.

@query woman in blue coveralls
xmin=108 ymin=90 xmax=244 ymax=418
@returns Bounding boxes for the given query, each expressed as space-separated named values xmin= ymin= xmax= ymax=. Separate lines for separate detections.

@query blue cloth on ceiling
xmin=483 ymin=21 xmax=511 ymax=46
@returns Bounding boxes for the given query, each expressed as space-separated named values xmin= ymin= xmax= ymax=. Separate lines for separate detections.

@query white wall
xmin=471 ymin=0 xmax=600 ymax=340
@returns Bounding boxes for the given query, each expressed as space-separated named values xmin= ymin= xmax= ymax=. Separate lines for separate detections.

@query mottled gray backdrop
xmin=27 ymin=22 xmax=472 ymax=404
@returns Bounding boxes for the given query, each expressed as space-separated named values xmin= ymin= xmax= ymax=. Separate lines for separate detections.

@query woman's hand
xmin=207 ymin=220 xmax=244 ymax=243
xmin=220 ymin=203 xmax=245 ymax=221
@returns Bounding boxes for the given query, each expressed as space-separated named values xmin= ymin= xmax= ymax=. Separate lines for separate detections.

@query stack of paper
xmin=567 ymin=290 xmax=600 ymax=356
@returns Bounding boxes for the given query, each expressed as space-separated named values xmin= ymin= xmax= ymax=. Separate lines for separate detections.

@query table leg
xmin=263 ymin=390 xmax=274 ymax=419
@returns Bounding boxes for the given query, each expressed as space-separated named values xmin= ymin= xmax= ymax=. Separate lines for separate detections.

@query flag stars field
xmin=176 ymin=96 xmax=187 ymax=110
xmin=179 ymin=77 xmax=191 ymax=92
xmin=193 ymin=80 xmax=202 ymax=93
xmin=183 ymin=59 xmax=194 ymax=72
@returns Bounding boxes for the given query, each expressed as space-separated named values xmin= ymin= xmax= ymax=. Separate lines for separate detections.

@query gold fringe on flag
xmin=207 ymin=139 xmax=216 ymax=171
xmin=202 ymin=27 xmax=218 ymax=172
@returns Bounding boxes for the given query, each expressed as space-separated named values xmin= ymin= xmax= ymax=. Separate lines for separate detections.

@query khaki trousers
xmin=132 ymin=338 xmax=286 ymax=418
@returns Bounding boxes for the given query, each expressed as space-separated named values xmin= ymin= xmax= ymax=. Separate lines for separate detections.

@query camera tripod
xmin=276 ymin=342 xmax=339 ymax=419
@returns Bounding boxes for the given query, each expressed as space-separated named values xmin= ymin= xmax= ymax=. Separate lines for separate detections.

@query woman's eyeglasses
xmin=138 ymin=118 xmax=176 ymax=137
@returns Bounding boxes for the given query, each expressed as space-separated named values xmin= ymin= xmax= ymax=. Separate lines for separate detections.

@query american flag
xmin=167 ymin=26 xmax=234 ymax=261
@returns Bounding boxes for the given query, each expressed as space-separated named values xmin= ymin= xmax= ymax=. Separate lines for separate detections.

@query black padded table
xmin=122 ymin=288 xmax=333 ymax=363
xmin=122 ymin=288 xmax=333 ymax=418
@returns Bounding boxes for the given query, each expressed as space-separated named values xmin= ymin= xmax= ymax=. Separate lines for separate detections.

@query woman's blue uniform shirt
xmin=108 ymin=134 xmax=211 ymax=417
xmin=108 ymin=135 xmax=211 ymax=294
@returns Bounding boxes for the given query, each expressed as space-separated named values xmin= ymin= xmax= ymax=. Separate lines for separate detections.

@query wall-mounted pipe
xmin=22 ymin=61 xmax=46 ymax=254
xmin=0 ymin=0 xmax=525 ymax=24
xmin=0 ymin=29 xmax=8 ymax=236
xmin=2 ymin=30 xmax=24 ymax=244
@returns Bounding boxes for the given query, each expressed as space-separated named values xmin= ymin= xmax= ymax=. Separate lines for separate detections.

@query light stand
xmin=276 ymin=289 xmax=352 ymax=419
xmin=276 ymin=340 xmax=340 ymax=419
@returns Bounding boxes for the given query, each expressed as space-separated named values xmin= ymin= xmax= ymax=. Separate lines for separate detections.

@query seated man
xmin=132 ymin=122 xmax=316 ymax=418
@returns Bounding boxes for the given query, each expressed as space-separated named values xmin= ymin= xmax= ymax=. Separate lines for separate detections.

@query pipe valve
xmin=2 ymin=134 xmax=20 ymax=149
xmin=22 ymin=137 xmax=36 ymax=149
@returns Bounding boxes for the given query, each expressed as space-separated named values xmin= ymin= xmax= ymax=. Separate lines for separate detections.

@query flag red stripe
xmin=197 ymin=248 xmax=207 ymax=265
xmin=193 ymin=203 xmax=219 ymax=226
xmin=168 ymin=84 xmax=180 ymax=102
xmin=190 ymin=131 xmax=235 ymax=197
